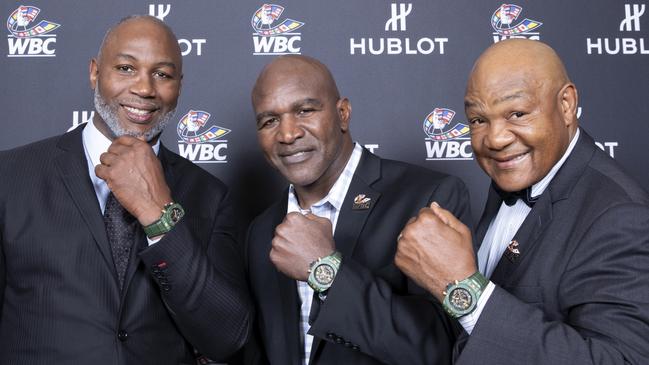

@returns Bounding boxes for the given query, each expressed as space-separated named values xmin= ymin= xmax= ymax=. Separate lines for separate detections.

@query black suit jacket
xmin=455 ymin=131 xmax=649 ymax=364
xmin=0 ymin=125 xmax=252 ymax=364
xmin=243 ymin=150 xmax=471 ymax=365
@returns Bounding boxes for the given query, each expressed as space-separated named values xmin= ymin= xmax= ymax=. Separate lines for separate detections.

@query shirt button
xmin=117 ymin=330 xmax=128 ymax=342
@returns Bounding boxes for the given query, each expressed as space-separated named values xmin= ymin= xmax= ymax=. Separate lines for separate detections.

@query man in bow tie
xmin=239 ymin=54 xmax=470 ymax=365
xmin=395 ymin=39 xmax=649 ymax=364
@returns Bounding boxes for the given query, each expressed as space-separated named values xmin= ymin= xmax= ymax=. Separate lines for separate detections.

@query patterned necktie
xmin=103 ymin=192 xmax=137 ymax=290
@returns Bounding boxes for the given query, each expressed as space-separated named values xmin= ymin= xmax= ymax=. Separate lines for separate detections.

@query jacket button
xmin=352 ymin=345 xmax=360 ymax=351
xmin=335 ymin=337 xmax=344 ymax=344
xmin=117 ymin=330 xmax=128 ymax=342
xmin=344 ymin=341 xmax=352 ymax=348
xmin=326 ymin=333 xmax=335 ymax=339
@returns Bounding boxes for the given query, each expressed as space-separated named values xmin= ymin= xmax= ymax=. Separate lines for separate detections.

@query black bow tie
xmin=492 ymin=182 xmax=538 ymax=207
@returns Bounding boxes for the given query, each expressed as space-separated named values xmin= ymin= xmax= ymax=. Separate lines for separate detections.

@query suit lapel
xmin=488 ymin=196 xmax=553 ymax=285
xmin=309 ymin=150 xmax=382 ymax=362
xmin=473 ymin=185 xmax=502 ymax=251
xmin=54 ymin=126 xmax=115 ymax=277
xmin=488 ymin=130 xmax=595 ymax=286
xmin=331 ymin=150 xmax=382 ymax=259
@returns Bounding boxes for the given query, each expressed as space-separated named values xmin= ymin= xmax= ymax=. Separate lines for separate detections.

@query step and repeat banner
xmin=2 ymin=1 xmax=648 ymax=223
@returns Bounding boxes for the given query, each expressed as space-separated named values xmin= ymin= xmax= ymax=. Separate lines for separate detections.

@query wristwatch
xmin=307 ymin=251 xmax=342 ymax=293
xmin=442 ymin=271 xmax=489 ymax=318
xmin=143 ymin=202 xmax=185 ymax=238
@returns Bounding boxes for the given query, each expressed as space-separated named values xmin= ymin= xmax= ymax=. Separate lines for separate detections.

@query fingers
xmin=429 ymin=202 xmax=469 ymax=235
xmin=99 ymin=151 xmax=119 ymax=166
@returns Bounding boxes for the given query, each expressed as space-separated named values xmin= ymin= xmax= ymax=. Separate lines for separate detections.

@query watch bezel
xmin=307 ymin=251 xmax=342 ymax=293
xmin=143 ymin=202 xmax=185 ymax=238
xmin=442 ymin=272 xmax=488 ymax=319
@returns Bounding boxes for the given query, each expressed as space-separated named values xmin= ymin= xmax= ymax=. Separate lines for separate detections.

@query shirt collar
xmin=287 ymin=143 xmax=364 ymax=212
xmin=82 ymin=119 xmax=161 ymax=168
xmin=530 ymin=128 xmax=580 ymax=198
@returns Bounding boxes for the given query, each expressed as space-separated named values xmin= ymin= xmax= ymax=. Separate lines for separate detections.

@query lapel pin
xmin=352 ymin=194 xmax=371 ymax=210
xmin=504 ymin=240 xmax=520 ymax=262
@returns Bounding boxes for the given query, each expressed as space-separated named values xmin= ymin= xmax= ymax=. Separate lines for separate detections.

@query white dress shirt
xmin=81 ymin=120 xmax=161 ymax=245
xmin=459 ymin=129 xmax=581 ymax=334
xmin=286 ymin=143 xmax=363 ymax=365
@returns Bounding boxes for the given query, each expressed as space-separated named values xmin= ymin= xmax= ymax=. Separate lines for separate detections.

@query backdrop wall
xmin=2 ymin=0 xmax=648 ymax=224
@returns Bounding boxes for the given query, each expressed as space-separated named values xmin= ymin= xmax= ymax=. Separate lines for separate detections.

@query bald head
xmin=464 ymin=39 xmax=579 ymax=192
xmin=251 ymin=55 xmax=353 ymax=202
xmin=89 ymin=15 xmax=182 ymax=142
xmin=252 ymin=55 xmax=340 ymax=105
xmin=468 ymin=39 xmax=570 ymax=102
xmin=97 ymin=15 xmax=182 ymax=70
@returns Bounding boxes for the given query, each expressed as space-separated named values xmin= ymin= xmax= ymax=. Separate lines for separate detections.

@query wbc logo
xmin=491 ymin=4 xmax=542 ymax=43
xmin=6 ymin=5 xmax=60 ymax=57
xmin=176 ymin=110 xmax=231 ymax=163
xmin=423 ymin=108 xmax=472 ymax=161
xmin=251 ymin=4 xmax=304 ymax=55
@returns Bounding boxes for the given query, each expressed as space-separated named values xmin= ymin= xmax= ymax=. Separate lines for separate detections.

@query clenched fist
xmin=395 ymin=202 xmax=476 ymax=301
xmin=270 ymin=212 xmax=336 ymax=281
xmin=95 ymin=136 xmax=172 ymax=226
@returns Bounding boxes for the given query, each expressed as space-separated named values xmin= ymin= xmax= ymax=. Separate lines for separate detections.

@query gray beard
xmin=93 ymin=85 xmax=176 ymax=142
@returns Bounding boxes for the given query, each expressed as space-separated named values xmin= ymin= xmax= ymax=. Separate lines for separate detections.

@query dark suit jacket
xmin=243 ymin=150 xmax=471 ymax=365
xmin=455 ymin=131 xmax=649 ymax=364
xmin=0 ymin=125 xmax=252 ymax=364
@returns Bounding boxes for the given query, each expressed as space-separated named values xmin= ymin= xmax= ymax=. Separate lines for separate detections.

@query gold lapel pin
xmin=352 ymin=194 xmax=371 ymax=210
xmin=504 ymin=240 xmax=520 ymax=262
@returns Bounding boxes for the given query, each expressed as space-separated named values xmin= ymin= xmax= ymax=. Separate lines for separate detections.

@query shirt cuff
xmin=457 ymin=281 xmax=496 ymax=335
xmin=147 ymin=236 xmax=162 ymax=246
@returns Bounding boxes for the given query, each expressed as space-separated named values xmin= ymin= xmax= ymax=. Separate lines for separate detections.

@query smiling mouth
xmin=122 ymin=105 xmax=157 ymax=122
xmin=279 ymin=149 xmax=313 ymax=164
xmin=493 ymin=152 xmax=529 ymax=169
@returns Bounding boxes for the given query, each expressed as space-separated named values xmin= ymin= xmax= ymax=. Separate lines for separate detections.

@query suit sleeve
xmin=457 ymin=203 xmax=649 ymax=365
xmin=227 ymin=220 xmax=271 ymax=365
xmin=138 ymin=190 xmax=253 ymax=361
xmin=307 ymin=176 xmax=471 ymax=365
xmin=0 ymin=232 xmax=4 ymax=322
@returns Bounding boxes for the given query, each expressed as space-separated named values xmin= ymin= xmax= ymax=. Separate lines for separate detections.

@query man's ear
xmin=337 ymin=98 xmax=352 ymax=132
xmin=559 ymin=82 xmax=578 ymax=128
xmin=89 ymin=58 xmax=99 ymax=90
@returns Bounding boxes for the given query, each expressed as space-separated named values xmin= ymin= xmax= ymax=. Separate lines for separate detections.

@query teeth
xmin=501 ymin=153 xmax=526 ymax=162
xmin=124 ymin=106 xmax=151 ymax=115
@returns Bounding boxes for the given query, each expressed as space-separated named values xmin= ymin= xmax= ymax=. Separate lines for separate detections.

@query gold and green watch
xmin=307 ymin=251 xmax=342 ymax=293
xmin=442 ymin=271 xmax=489 ymax=318
xmin=143 ymin=202 xmax=185 ymax=238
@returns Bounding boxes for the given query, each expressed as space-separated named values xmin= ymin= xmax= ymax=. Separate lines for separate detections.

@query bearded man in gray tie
xmin=0 ymin=15 xmax=251 ymax=364
xmin=395 ymin=39 xmax=649 ymax=364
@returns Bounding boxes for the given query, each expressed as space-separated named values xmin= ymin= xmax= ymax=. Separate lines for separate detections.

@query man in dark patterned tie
xmin=0 ymin=15 xmax=251 ymax=364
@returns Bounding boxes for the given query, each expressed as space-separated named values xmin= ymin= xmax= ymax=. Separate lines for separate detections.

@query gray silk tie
xmin=103 ymin=192 xmax=137 ymax=290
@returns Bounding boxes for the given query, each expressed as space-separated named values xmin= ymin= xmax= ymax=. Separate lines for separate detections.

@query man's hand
xmin=395 ymin=202 xmax=476 ymax=301
xmin=270 ymin=212 xmax=336 ymax=281
xmin=95 ymin=136 xmax=172 ymax=226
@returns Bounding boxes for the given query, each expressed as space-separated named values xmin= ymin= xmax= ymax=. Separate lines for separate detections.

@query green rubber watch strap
xmin=143 ymin=202 xmax=185 ymax=238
